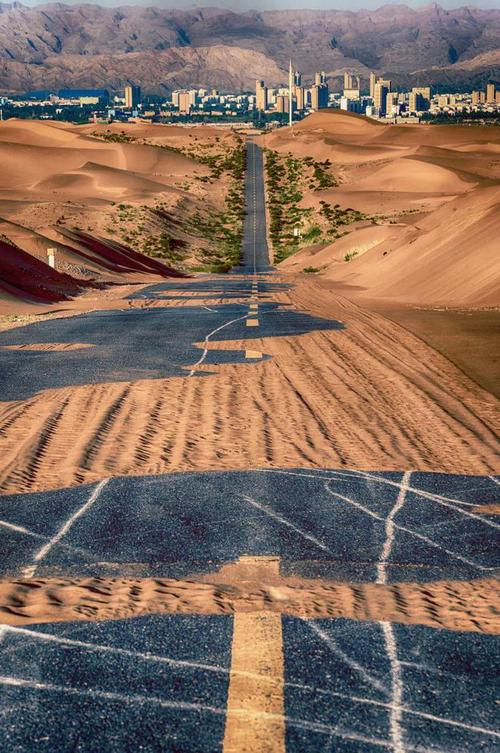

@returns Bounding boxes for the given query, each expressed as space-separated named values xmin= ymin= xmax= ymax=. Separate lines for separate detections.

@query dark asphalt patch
xmin=0 ymin=615 xmax=231 ymax=753
xmin=127 ymin=279 xmax=291 ymax=299
xmin=0 ymin=303 xmax=343 ymax=400
xmin=283 ymin=617 xmax=499 ymax=753
xmin=0 ymin=469 xmax=497 ymax=580
xmin=0 ymin=471 xmax=499 ymax=752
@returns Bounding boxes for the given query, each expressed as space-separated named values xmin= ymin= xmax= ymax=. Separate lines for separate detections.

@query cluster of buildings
xmin=0 ymin=85 xmax=141 ymax=116
xmin=1 ymin=75 xmax=499 ymax=125
xmin=255 ymin=71 xmax=328 ymax=115
xmin=336 ymin=74 xmax=500 ymax=121
xmin=252 ymin=69 xmax=435 ymax=120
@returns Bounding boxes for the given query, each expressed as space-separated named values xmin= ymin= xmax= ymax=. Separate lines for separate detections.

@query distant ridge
xmin=0 ymin=3 xmax=499 ymax=92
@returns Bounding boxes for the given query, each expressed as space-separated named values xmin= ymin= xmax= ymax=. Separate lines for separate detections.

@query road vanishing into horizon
xmin=0 ymin=142 xmax=499 ymax=753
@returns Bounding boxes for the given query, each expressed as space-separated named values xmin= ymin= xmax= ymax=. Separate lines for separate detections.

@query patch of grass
xmin=344 ymin=250 xmax=359 ymax=262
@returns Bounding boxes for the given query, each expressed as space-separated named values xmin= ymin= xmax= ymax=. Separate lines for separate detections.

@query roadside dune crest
xmin=263 ymin=110 xmax=500 ymax=306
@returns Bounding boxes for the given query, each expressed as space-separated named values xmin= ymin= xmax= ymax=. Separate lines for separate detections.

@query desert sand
xmin=0 ymin=571 xmax=498 ymax=634
xmin=0 ymin=278 xmax=497 ymax=494
xmin=259 ymin=110 xmax=500 ymax=308
xmin=0 ymin=119 xmax=241 ymax=311
xmin=0 ymin=118 xmax=498 ymax=654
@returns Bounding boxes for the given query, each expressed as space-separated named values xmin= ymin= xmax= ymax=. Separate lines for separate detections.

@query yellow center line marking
xmin=223 ymin=557 xmax=285 ymax=753
xmin=245 ymin=350 xmax=262 ymax=359
xmin=246 ymin=319 xmax=259 ymax=327
xmin=249 ymin=304 xmax=258 ymax=310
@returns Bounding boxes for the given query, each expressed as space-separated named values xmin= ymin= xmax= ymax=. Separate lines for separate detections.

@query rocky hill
xmin=0 ymin=2 xmax=499 ymax=93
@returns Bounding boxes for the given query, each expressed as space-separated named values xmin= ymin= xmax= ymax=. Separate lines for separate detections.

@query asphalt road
xmin=0 ymin=470 xmax=499 ymax=752
xmin=0 ymin=301 xmax=343 ymax=401
xmin=0 ymin=142 xmax=499 ymax=753
xmin=232 ymin=140 xmax=273 ymax=274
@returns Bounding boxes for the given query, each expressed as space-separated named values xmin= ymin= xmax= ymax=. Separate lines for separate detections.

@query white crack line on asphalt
xmin=253 ymin=469 xmax=493 ymax=554
xmin=2 ymin=627 xmax=497 ymax=742
xmin=377 ymin=471 xmax=412 ymax=753
xmin=0 ymin=520 xmax=48 ymax=541
xmin=254 ymin=466 xmax=500 ymax=516
xmin=187 ymin=313 xmax=249 ymax=377
xmin=0 ymin=674 xmax=458 ymax=750
xmin=323 ymin=479 xmax=488 ymax=572
xmin=305 ymin=621 xmax=389 ymax=695
xmin=22 ymin=478 xmax=110 ymax=578
xmin=377 ymin=472 xmax=412 ymax=585
xmin=240 ymin=494 xmax=333 ymax=555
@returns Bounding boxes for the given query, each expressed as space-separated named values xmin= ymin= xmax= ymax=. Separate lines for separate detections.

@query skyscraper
xmin=124 ymin=84 xmax=141 ymax=109
xmin=255 ymin=80 xmax=268 ymax=111
xmin=369 ymin=72 xmax=377 ymax=99
xmin=409 ymin=86 xmax=431 ymax=113
xmin=343 ymin=72 xmax=360 ymax=100
xmin=311 ymin=72 xmax=329 ymax=111
xmin=178 ymin=91 xmax=191 ymax=114
xmin=374 ymin=81 xmax=389 ymax=115
xmin=276 ymin=94 xmax=289 ymax=113
xmin=486 ymin=82 xmax=496 ymax=103
xmin=385 ymin=92 xmax=399 ymax=116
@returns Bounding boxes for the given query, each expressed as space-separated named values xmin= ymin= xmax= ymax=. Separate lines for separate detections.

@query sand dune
xmin=0 ymin=119 xmax=236 ymax=307
xmin=34 ymin=161 xmax=176 ymax=200
xmin=0 ymin=238 xmax=93 ymax=303
xmin=261 ymin=110 xmax=500 ymax=306
xmin=351 ymin=157 xmax=476 ymax=194
xmin=316 ymin=186 xmax=500 ymax=306
xmin=282 ymin=225 xmax=413 ymax=271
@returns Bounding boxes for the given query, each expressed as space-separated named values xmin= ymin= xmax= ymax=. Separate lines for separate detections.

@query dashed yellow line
xmin=245 ymin=350 xmax=262 ymax=359
xmin=246 ymin=319 xmax=259 ymax=327
xmin=249 ymin=304 xmax=258 ymax=311
xmin=223 ymin=557 xmax=285 ymax=753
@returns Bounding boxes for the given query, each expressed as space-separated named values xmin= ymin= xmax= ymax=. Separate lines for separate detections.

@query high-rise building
xmin=386 ymin=91 xmax=399 ymax=116
xmin=311 ymin=72 xmax=329 ymax=110
xmin=255 ymin=80 xmax=268 ymax=111
xmin=343 ymin=72 xmax=360 ymax=99
xmin=294 ymin=71 xmax=302 ymax=87
xmin=369 ymin=72 xmax=377 ymax=99
xmin=276 ymin=94 xmax=289 ymax=113
xmin=124 ymin=84 xmax=141 ymax=109
xmin=178 ymin=91 xmax=192 ymax=114
xmin=409 ymin=86 xmax=431 ymax=113
xmin=486 ymin=82 xmax=496 ymax=103
xmin=374 ymin=81 xmax=389 ymax=115
xmin=472 ymin=90 xmax=480 ymax=106
xmin=293 ymin=85 xmax=306 ymax=111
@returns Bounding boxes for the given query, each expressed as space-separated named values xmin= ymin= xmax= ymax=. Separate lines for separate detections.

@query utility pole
xmin=289 ymin=59 xmax=293 ymax=130
xmin=47 ymin=247 xmax=56 ymax=269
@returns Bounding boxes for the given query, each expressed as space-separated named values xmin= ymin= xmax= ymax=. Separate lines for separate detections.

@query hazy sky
xmin=20 ymin=0 xmax=500 ymax=9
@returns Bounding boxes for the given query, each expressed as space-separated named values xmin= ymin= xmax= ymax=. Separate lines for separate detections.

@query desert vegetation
xmin=265 ymin=149 xmax=365 ymax=263
xmin=91 ymin=129 xmax=247 ymax=272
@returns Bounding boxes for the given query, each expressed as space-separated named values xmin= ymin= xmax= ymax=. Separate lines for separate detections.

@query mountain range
xmin=1 ymin=2 xmax=499 ymax=93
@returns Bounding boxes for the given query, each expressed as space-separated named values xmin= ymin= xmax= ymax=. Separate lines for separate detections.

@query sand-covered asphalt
xmin=0 ymin=143 xmax=498 ymax=753
xmin=0 ymin=470 xmax=499 ymax=751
